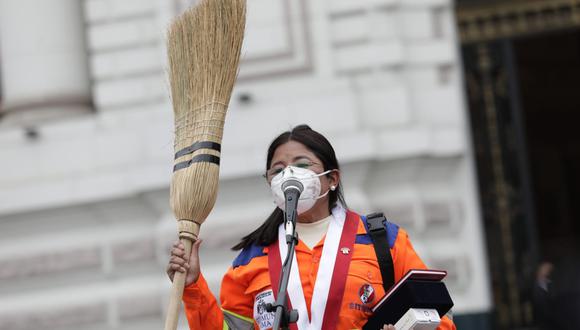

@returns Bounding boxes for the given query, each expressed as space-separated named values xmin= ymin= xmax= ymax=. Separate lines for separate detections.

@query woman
xmin=167 ymin=125 xmax=455 ymax=330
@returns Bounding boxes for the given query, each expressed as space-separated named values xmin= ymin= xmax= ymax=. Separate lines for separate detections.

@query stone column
xmin=0 ymin=0 xmax=92 ymax=125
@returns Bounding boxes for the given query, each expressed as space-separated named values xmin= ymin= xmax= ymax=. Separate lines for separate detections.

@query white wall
xmin=0 ymin=0 xmax=491 ymax=329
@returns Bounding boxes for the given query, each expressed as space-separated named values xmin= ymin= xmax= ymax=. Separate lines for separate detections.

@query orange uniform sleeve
xmin=182 ymin=266 xmax=255 ymax=330
xmin=391 ymin=228 xmax=457 ymax=330
xmin=182 ymin=273 xmax=223 ymax=329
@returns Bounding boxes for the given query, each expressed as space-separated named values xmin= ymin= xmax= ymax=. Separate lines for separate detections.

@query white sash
xmin=277 ymin=206 xmax=346 ymax=330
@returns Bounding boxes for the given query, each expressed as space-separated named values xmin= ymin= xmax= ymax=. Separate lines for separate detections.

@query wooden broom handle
xmin=164 ymin=237 xmax=193 ymax=330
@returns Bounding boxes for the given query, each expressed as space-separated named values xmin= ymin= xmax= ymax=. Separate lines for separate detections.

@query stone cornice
xmin=457 ymin=0 xmax=580 ymax=43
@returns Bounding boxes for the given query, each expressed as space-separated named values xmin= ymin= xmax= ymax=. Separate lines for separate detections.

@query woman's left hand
xmin=382 ymin=325 xmax=395 ymax=330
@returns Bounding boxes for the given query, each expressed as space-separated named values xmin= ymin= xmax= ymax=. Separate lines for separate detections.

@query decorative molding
xmin=84 ymin=0 xmax=158 ymax=25
xmin=0 ymin=247 xmax=101 ymax=281
xmin=239 ymin=0 xmax=314 ymax=80
xmin=173 ymin=0 xmax=313 ymax=81
xmin=0 ymin=95 xmax=92 ymax=114
xmin=457 ymin=0 xmax=580 ymax=43
xmin=86 ymin=10 xmax=157 ymax=27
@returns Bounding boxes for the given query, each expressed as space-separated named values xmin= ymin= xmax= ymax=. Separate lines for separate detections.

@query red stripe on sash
xmin=268 ymin=243 xmax=281 ymax=300
xmin=268 ymin=238 xmax=298 ymax=330
xmin=320 ymin=210 xmax=358 ymax=330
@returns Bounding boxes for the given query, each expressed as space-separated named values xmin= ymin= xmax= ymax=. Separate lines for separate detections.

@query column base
xmin=0 ymin=96 xmax=93 ymax=127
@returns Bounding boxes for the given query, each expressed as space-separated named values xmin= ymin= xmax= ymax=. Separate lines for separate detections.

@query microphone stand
xmin=267 ymin=182 xmax=301 ymax=330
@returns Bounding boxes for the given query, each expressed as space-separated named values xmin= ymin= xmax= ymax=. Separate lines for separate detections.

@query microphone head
xmin=281 ymin=179 xmax=304 ymax=194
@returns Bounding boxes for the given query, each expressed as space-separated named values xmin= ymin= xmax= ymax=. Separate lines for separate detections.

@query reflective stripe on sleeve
xmin=222 ymin=309 xmax=254 ymax=330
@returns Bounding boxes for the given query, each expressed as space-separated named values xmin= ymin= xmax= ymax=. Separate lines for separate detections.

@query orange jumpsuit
xmin=183 ymin=211 xmax=456 ymax=330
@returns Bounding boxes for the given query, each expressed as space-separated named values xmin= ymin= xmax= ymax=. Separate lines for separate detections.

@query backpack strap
xmin=365 ymin=212 xmax=395 ymax=291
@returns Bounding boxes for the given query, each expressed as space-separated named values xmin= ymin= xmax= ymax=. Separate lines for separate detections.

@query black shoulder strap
xmin=365 ymin=212 xmax=395 ymax=291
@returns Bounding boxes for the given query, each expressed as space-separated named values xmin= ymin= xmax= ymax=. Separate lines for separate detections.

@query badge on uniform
xmin=359 ymin=284 xmax=375 ymax=304
xmin=254 ymin=289 xmax=275 ymax=330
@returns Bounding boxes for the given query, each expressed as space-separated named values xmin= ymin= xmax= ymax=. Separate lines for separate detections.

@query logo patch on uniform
xmin=358 ymin=283 xmax=375 ymax=304
xmin=254 ymin=289 xmax=275 ymax=330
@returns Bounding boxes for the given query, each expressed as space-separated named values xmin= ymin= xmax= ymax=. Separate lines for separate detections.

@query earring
xmin=330 ymin=185 xmax=336 ymax=191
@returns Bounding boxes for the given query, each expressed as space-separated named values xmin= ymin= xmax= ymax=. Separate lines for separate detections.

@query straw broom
xmin=165 ymin=1 xmax=245 ymax=329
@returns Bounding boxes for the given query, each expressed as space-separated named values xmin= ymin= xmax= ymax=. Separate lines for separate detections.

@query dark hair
xmin=232 ymin=124 xmax=347 ymax=250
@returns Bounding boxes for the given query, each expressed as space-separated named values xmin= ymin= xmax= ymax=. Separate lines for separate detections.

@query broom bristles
xmin=167 ymin=0 xmax=245 ymax=234
xmin=168 ymin=0 xmax=245 ymax=113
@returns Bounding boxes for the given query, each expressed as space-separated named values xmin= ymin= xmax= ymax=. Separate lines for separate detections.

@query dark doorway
xmin=515 ymin=29 xmax=580 ymax=261
xmin=461 ymin=28 xmax=580 ymax=329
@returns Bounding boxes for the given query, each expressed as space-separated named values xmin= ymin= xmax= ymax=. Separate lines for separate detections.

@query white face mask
xmin=270 ymin=166 xmax=333 ymax=214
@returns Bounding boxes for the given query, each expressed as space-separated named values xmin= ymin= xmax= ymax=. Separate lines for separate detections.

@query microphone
xmin=281 ymin=178 xmax=304 ymax=195
xmin=281 ymin=179 xmax=303 ymax=241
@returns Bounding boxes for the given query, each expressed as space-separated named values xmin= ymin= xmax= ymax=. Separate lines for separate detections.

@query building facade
xmin=0 ymin=0 xmax=492 ymax=329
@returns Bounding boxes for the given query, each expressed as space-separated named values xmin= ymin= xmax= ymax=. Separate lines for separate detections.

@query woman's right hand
xmin=166 ymin=239 xmax=202 ymax=287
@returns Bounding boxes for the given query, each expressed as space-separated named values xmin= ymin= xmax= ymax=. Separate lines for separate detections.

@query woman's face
xmin=268 ymin=140 xmax=339 ymax=222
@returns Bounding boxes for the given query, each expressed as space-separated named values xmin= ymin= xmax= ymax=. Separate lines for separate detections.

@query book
xmin=362 ymin=269 xmax=453 ymax=330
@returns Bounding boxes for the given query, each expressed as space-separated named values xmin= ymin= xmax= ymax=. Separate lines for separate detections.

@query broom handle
xmin=164 ymin=237 xmax=194 ymax=330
